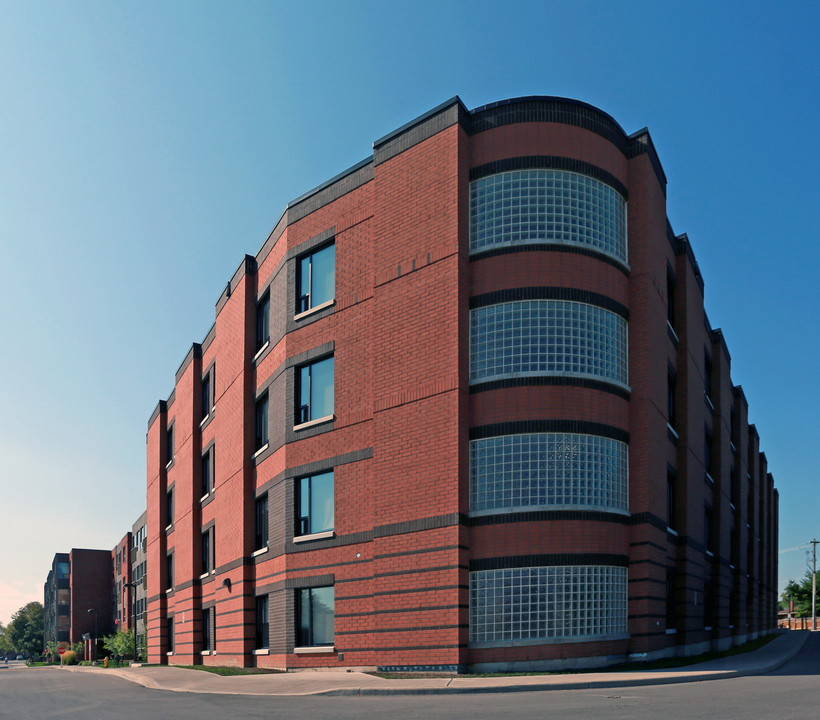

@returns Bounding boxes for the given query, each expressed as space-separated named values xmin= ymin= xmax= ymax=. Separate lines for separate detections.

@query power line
xmin=780 ymin=544 xmax=810 ymax=554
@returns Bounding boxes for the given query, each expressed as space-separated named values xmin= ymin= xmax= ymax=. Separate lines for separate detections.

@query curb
xmin=316 ymin=632 xmax=811 ymax=696
xmin=51 ymin=632 xmax=810 ymax=697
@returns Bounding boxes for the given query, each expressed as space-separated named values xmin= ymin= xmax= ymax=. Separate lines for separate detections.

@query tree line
xmin=781 ymin=572 xmax=818 ymax=617
xmin=0 ymin=602 xmax=44 ymax=658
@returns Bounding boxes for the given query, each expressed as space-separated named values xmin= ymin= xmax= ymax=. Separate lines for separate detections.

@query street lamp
xmin=124 ymin=582 xmax=138 ymax=663
xmin=87 ymin=608 xmax=98 ymax=661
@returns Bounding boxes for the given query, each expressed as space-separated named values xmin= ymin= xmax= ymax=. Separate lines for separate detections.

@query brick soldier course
xmin=145 ymin=96 xmax=778 ymax=672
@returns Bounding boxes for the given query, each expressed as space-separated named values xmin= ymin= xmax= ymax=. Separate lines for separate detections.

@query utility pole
xmin=811 ymin=539 xmax=819 ymax=631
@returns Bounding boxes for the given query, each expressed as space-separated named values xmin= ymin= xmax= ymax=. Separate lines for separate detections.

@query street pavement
xmin=49 ymin=630 xmax=808 ymax=696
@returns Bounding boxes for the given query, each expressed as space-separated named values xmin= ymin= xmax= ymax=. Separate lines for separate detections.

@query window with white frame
xmin=469 ymin=433 xmax=628 ymax=513
xmin=255 ymin=392 xmax=269 ymax=450
xmin=255 ymin=595 xmax=269 ymax=650
xmin=202 ymin=607 xmax=212 ymax=652
xmin=469 ymin=565 xmax=627 ymax=643
xmin=470 ymin=300 xmax=628 ymax=386
xmin=469 ymin=170 xmax=627 ymax=262
xmin=297 ymin=471 xmax=334 ymax=536
xmin=297 ymin=242 xmax=335 ymax=314
xmin=255 ymin=494 xmax=268 ymax=550
xmin=297 ymin=586 xmax=334 ymax=647
xmin=201 ymin=371 xmax=211 ymax=421
xmin=256 ymin=292 xmax=270 ymax=352
xmin=296 ymin=356 xmax=334 ymax=425
xmin=201 ymin=447 xmax=213 ymax=497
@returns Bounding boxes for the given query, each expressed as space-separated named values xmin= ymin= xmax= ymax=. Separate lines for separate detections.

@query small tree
xmin=45 ymin=640 xmax=61 ymax=663
xmin=102 ymin=629 xmax=135 ymax=665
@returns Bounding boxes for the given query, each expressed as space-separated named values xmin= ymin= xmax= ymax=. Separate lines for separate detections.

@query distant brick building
xmin=146 ymin=96 xmax=778 ymax=671
xmin=131 ymin=511 xmax=148 ymax=652
xmin=112 ymin=532 xmax=132 ymax=631
xmin=43 ymin=549 xmax=113 ymax=649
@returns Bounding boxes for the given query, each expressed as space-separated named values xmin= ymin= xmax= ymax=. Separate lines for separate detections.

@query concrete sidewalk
xmin=59 ymin=631 xmax=809 ymax=696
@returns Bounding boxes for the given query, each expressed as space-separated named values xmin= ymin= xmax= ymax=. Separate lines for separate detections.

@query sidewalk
xmin=60 ymin=630 xmax=809 ymax=696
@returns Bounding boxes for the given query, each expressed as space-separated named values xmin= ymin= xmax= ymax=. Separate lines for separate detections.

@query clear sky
xmin=1 ymin=0 xmax=818 ymax=625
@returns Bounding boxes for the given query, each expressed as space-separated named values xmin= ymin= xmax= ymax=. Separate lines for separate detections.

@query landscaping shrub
xmin=60 ymin=651 xmax=78 ymax=666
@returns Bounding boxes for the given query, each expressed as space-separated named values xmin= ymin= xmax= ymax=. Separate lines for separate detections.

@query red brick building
xmin=146 ymin=96 xmax=778 ymax=671
xmin=44 ymin=549 xmax=113 ymax=649
xmin=112 ymin=533 xmax=132 ymax=632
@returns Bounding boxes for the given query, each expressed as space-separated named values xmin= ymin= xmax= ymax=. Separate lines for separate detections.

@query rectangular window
xmin=255 ymin=494 xmax=269 ymax=550
xmin=667 ymin=271 xmax=676 ymax=328
xmin=667 ymin=373 xmax=676 ymax=429
xmin=256 ymin=291 xmax=270 ymax=353
xmin=665 ymin=569 xmax=677 ymax=630
xmin=705 ymin=507 xmax=714 ymax=554
xmin=166 ymin=489 xmax=174 ymax=527
xmin=166 ymin=553 xmax=174 ymax=591
xmin=166 ymin=425 xmax=174 ymax=464
xmin=255 ymin=595 xmax=269 ymax=649
xmin=255 ymin=392 xmax=269 ymax=451
xmin=296 ymin=356 xmax=334 ymax=425
xmin=297 ymin=471 xmax=334 ymax=536
xmin=201 ymin=372 xmax=211 ymax=421
xmin=201 ymin=448 xmax=212 ymax=498
xmin=201 ymin=530 xmax=211 ymax=575
xmin=167 ymin=616 xmax=174 ymax=653
xmin=731 ymin=520 xmax=739 ymax=566
xmin=704 ymin=351 xmax=713 ymax=402
xmin=202 ymin=608 xmax=212 ymax=652
xmin=297 ymin=242 xmax=335 ymax=314
xmin=297 ymin=586 xmax=334 ymax=647
xmin=704 ymin=580 xmax=716 ymax=628
xmin=704 ymin=429 xmax=713 ymax=477
xmin=667 ymin=472 xmax=676 ymax=531
xmin=731 ymin=463 xmax=739 ymax=507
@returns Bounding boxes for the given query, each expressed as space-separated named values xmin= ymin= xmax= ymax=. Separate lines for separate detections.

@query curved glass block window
xmin=470 ymin=170 xmax=627 ymax=262
xmin=470 ymin=433 xmax=628 ymax=513
xmin=469 ymin=565 xmax=627 ymax=643
xmin=470 ymin=300 xmax=628 ymax=386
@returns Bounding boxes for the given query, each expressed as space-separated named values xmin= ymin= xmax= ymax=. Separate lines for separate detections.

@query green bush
xmin=61 ymin=650 xmax=78 ymax=665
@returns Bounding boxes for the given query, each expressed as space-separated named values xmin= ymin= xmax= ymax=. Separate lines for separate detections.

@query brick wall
xmin=145 ymin=96 xmax=777 ymax=671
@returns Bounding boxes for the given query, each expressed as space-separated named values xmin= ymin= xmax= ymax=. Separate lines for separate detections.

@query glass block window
xmin=469 ymin=565 xmax=627 ymax=643
xmin=470 ymin=300 xmax=628 ymax=386
xmin=470 ymin=170 xmax=627 ymax=262
xmin=470 ymin=433 xmax=628 ymax=513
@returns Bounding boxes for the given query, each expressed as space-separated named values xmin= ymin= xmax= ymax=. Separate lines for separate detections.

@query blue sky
xmin=1 ymin=0 xmax=818 ymax=624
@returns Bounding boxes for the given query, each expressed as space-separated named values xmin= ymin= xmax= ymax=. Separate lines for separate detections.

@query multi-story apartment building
xmin=131 ymin=511 xmax=148 ymax=651
xmin=112 ymin=532 xmax=132 ymax=631
xmin=43 ymin=549 xmax=113 ymax=648
xmin=43 ymin=553 xmax=70 ymax=648
xmin=146 ymin=96 xmax=778 ymax=671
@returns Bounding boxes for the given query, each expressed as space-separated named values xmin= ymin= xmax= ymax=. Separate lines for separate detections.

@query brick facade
xmin=146 ymin=96 xmax=778 ymax=671
xmin=112 ymin=533 xmax=132 ymax=632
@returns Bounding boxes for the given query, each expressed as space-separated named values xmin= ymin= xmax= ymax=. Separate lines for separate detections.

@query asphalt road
xmin=2 ymin=635 xmax=819 ymax=720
